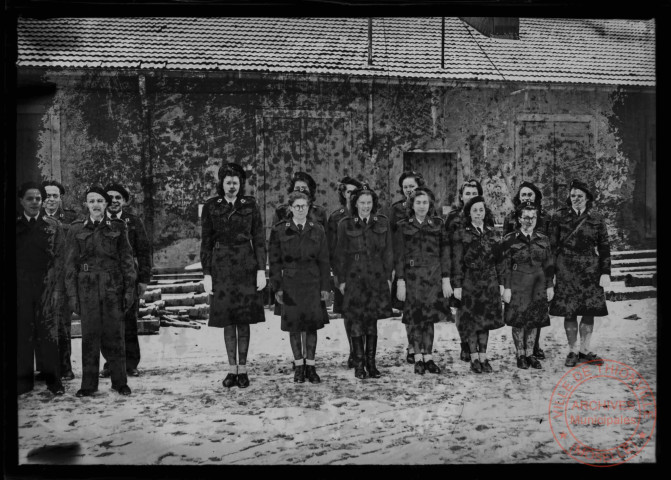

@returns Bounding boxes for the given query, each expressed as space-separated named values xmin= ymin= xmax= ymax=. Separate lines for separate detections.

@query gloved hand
xmin=396 ymin=280 xmax=406 ymax=302
xmin=138 ymin=282 xmax=148 ymax=297
xmin=320 ymin=291 xmax=329 ymax=302
xmin=203 ymin=275 xmax=213 ymax=294
xmin=68 ymin=296 xmax=80 ymax=315
xmin=275 ymin=290 xmax=284 ymax=305
xmin=499 ymin=285 xmax=505 ymax=297
xmin=547 ymin=287 xmax=555 ymax=302
xmin=599 ymin=274 xmax=610 ymax=288
xmin=454 ymin=287 xmax=462 ymax=300
xmin=339 ymin=283 xmax=346 ymax=295
xmin=442 ymin=277 xmax=453 ymax=298
xmin=257 ymin=270 xmax=267 ymax=291
xmin=503 ymin=288 xmax=512 ymax=303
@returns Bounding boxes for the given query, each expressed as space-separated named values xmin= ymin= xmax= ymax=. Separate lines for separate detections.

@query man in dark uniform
xmin=37 ymin=180 xmax=79 ymax=381
xmin=16 ymin=182 xmax=65 ymax=396
xmin=99 ymin=183 xmax=152 ymax=378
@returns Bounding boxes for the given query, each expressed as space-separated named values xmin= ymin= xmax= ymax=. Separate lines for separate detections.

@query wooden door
xmin=403 ymin=151 xmax=458 ymax=217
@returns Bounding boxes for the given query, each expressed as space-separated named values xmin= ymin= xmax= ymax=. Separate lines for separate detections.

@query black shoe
xmin=75 ymin=388 xmax=97 ymax=397
xmin=565 ymin=352 xmax=578 ymax=367
xmin=481 ymin=360 xmax=493 ymax=373
xmin=406 ymin=349 xmax=415 ymax=364
xmin=527 ymin=355 xmax=542 ymax=369
xmin=347 ymin=353 xmax=355 ymax=369
xmin=425 ymin=360 xmax=441 ymax=374
xmin=306 ymin=365 xmax=321 ymax=384
xmin=460 ymin=343 xmax=471 ymax=362
xmin=352 ymin=336 xmax=368 ymax=379
xmin=237 ymin=373 xmax=250 ymax=388
xmin=517 ymin=356 xmax=529 ymax=369
xmin=127 ymin=368 xmax=140 ymax=377
xmin=113 ymin=385 xmax=131 ymax=396
xmin=414 ymin=360 xmax=426 ymax=375
xmin=99 ymin=368 xmax=111 ymax=378
xmin=222 ymin=373 xmax=238 ymax=388
xmin=470 ymin=359 xmax=482 ymax=373
xmin=294 ymin=364 xmax=306 ymax=383
xmin=578 ymin=352 xmax=604 ymax=365
xmin=48 ymin=384 xmax=65 ymax=396
xmin=34 ymin=372 xmax=47 ymax=381
xmin=365 ymin=335 xmax=381 ymax=378
xmin=533 ymin=347 xmax=546 ymax=360
xmin=61 ymin=370 xmax=75 ymax=381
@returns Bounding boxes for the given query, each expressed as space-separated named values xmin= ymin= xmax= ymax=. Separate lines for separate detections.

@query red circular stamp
xmin=548 ymin=359 xmax=656 ymax=466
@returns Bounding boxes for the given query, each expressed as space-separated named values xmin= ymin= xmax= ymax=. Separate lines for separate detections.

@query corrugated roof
xmin=16 ymin=17 xmax=655 ymax=86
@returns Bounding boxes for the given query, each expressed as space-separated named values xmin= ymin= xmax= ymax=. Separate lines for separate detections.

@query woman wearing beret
xmin=334 ymin=184 xmax=394 ymax=380
xmin=394 ymin=187 xmax=450 ymax=375
xmin=201 ymin=162 xmax=267 ymax=389
xmin=452 ymin=195 xmax=504 ymax=374
xmin=327 ymin=176 xmax=363 ymax=368
xmin=500 ymin=203 xmax=554 ymax=370
xmin=65 ymin=186 xmax=136 ymax=396
xmin=269 ymin=191 xmax=331 ymax=383
xmin=386 ymin=170 xmax=425 ymax=365
xmin=502 ymin=181 xmax=551 ymax=360
xmin=445 ymin=179 xmax=493 ymax=363
xmin=549 ymin=180 xmax=610 ymax=368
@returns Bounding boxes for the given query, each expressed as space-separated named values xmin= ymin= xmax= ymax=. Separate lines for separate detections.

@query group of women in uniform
xmin=201 ymin=162 xmax=612 ymax=387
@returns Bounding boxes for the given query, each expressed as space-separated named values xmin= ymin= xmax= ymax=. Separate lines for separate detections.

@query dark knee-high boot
xmin=352 ymin=336 xmax=367 ymax=379
xmin=365 ymin=335 xmax=381 ymax=378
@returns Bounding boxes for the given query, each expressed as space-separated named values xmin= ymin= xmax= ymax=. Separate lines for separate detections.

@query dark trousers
xmin=79 ymin=272 xmax=127 ymax=390
xmin=103 ymin=285 xmax=140 ymax=371
xmin=59 ymin=303 xmax=73 ymax=373
xmin=17 ymin=271 xmax=60 ymax=394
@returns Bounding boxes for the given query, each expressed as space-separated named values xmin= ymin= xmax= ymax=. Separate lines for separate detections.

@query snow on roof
xmin=17 ymin=17 xmax=655 ymax=87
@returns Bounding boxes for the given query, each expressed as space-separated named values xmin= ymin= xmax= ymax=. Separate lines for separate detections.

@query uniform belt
xmin=215 ymin=241 xmax=250 ymax=248
xmin=79 ymin=263 xmax=121 ymax=273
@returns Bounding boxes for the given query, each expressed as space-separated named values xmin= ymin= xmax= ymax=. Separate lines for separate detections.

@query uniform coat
xmin=393 ymin=215 xmax=451 ymax=325
xmin=65 ymin=217 xmax=137 ymax=390
xmin=327 ymin=207 xmax=349 ymax=314
xmin=40 ymin=206 xmax=79 ymax=374
xmin=500 ymin=230 xmax=554 ymax=329
xmin=549 ymin=207 xmax=610 ymax=317
xmin=269 ymin=220 xmax=330 ymax=332
xmin=452 ymin=222 xmax=504 ymax=337
xmin=104 ymin=210 xmax=152 ymax=370
xmin=16 ymin=213 xmax=66 ymax=393
xmin=200 ymin=195 xmax=266 ymax=327
xmin=334 ymin=215 xmax=394 ymax=336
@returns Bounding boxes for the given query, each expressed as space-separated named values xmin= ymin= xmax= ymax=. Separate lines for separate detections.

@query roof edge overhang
xmin=16 ymin=67 xmax=657 ymax=93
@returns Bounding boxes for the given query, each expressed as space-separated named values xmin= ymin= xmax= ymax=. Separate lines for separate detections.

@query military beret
xmin=339 ymin=176 xmax=363 ymax=190
xmin=568 ymin=179 xmax=594 ymax=201
xmin=85 ymin=185 xmax=112 ymax=204
xmin=104 ymin=183 xmax=130 ymax=202
xmin=398 ymin=170 xmax=424 ymax=189
xmin=218 ymin=162 xmax=246 ymax=182
xmin=518 ymin=181 xmax=543 ymax=202
xmin=291 ymin=171 xmax=317 ymax=195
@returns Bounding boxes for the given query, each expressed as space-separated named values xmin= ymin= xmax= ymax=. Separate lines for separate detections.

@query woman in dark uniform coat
xmin=452 ymin=196 xmax=504 ymax=374
xmin=445 ymin=179 xmax=493 ymax=363
xmin=65 ymin=186 xmax=136 ymax=397
xmin=201 ymin=162 xmax=267 ymax=389
xmin=327 ymin=176 xmax=363 ymax=369
xmin=500 ymin=203 xmax=554 ymax=370
xmin=334 ymin=184 xmax=393 ymax=380
xmin=386 ymin=170 xmax=425 ymax=364
xmin=394 ymin=188 xmax=450 ymax=375
xmin=270 ymin=191 xmax=331 ymax=383
xmin=549 ymin=180 xmax=611 ymax=368
xmin=502 ymin=181 xmax=551 ymax=359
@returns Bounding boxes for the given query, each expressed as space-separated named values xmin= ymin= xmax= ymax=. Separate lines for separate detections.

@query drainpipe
xmin=138 ymin=73 xmax=154 ymax=259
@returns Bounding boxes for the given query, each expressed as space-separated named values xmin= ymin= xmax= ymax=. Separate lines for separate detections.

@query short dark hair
xmin=463 ymin=195 xmax=486 ymax=224
xmin=18 ymin=181 xmax=46 ymax=201
xmin=405 ymin=187 xmax=436 ymax=218
xmin=337 ymin=177 xmax=363 ymax=206
xmin=217 ymin=163 xmax=246 ymax=197
xmin=288 ymin=191 xmax=311 ymax=207
xmin=458 ymin=179 xmax=483 ymax=206
xmin=513 ymin=181 xmax=543 ymax=208
xmin=397 ymin=170 xmax=425 ymax=196
xmin=350 ymin=184 xmax=380 ymax=217
xmin=42 ymin=180 xmax=66 ymax=196
xmin=288 ymin=172 xmax=317 ymax=202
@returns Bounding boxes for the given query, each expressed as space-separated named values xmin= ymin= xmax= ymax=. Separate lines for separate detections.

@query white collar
xmin=415 ymin=216 xmax=426 ymax=224
xmin=24 ymin=212 xmax=39 ymax=222
xmin=293 ymin=219 xmax=306 ymax=228
xmin=471 ymin=222 xmax=484 ymax=231
xmin=44 ymin=209 xmax=57 ymax=217
xmin=107 ymin=209 xmax=123 ymax=218
xmin=360 ymin=215 xmax=371 ymax=222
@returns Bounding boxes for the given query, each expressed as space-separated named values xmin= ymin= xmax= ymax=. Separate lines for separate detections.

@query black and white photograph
xmin=7 ymin=0 xmax=658 ymax=469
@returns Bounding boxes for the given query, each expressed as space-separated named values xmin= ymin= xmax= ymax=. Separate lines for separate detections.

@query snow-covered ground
xmin=17 ymin=299 xmax=657 ymax=465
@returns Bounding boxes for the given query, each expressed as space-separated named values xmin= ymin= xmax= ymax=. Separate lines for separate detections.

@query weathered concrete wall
xmin=21 ymin=71 xmax=655 ymax=268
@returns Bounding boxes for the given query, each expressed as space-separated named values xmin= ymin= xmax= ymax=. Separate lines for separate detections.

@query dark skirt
xmin=456 ymin=267 xmax=504 ymax=338
xmin=208 ymin=244 xmax=265 ymax=327
xmin=343 ymin=276 xmax=393 ymax=337
xmin=401 ymin=263 xmax=453 ymax=325
xmin=504 ymin=267 xmax=551 ymax=329
xmin=550 ymin=253 xmax=608 ymax=317
xmin=278 ymin=276 xmax=329 ymax=332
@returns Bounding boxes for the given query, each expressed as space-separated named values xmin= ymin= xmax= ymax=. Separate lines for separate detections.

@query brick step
xmin=610 ymin=273 xmax=657 ymax=287
xmin=151 ymin=273 xmax=204 ymax=283
xmin=611 ymin=258 xmax=656 ymax=268
xmin=161 ymin=292 xmax=210 ymax=307
xmin=610 ymin=249 xmax=657 ymax=260
xmin=148 ymin=282 xmax=205 ymax=294
xmin=611 ymin=265 xmax=657 ymax=274
xmin=163 ymin=304 xmax=210 ymax=319
xmin=605 ymin=282 xmax=656 ymax=301
xmin=70 ymin=317 xmax=160 ymax=338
